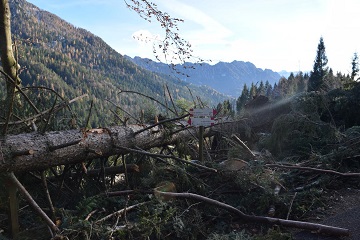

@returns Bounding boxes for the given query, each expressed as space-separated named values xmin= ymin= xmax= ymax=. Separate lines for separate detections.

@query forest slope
xmin=4 ymin=0 xmax=228 ymax=127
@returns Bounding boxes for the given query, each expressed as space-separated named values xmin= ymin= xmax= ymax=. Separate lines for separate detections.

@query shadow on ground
xmin=294 ymin=189 xmax=360 ymax=240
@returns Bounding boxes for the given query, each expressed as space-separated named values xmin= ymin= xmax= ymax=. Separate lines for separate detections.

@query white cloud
xmin=155 ymin=0 xmax=233 ymax=45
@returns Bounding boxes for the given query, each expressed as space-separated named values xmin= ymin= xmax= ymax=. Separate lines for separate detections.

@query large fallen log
xmin=0 ymin=125 xmax=198 ymax=172
xmin=0 ymin=97 xmax=293 ymax=173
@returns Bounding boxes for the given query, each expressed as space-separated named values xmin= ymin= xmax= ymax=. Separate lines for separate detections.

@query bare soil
xmin=293 ymin=188 xmax=360 ymax=240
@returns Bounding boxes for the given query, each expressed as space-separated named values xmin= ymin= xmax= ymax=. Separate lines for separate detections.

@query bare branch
xmin=117 ymin=89 xmax=177 ymax=115
xmin=5 ymin=172 xmax=59 ymax=234
xmin=124 ymin=0 xmax=195 ymax=64
xmin=95 ymin=202 xmax=148 ymax=224
xmin=266 ymin=163 xmax=360 ymax=177
xmin=134 ymin=113 xmax=189 ymax=135
xmin=154 ymin=191 xmax=350 ymax=237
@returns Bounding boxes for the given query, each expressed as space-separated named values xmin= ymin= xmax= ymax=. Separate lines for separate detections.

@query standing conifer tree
xmin=308 ymin=37 xmax=328 ymax=92
xmin=236 ymin=84 xmax=250 ymax=113
xmin=351 ymin=52 xmax=359 ymax=81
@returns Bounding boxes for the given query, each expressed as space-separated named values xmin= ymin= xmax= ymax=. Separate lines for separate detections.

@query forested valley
xmin=1 ymin=0 xmax=360 ymax=240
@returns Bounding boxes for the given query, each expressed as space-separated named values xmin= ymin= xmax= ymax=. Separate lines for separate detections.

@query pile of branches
xmin=1 ymin=86 xmax=360 ymax=240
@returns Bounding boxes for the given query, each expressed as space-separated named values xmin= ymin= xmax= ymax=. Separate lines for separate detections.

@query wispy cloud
xmin=156 ymin=0 xmax=233 ymax=45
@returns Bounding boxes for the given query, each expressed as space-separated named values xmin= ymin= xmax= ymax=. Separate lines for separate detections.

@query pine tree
xmin=236 ymin=84 xmax=250 ymax=113
xmin=308 ymin=37 xmax=329 ymax=92
xmin=264 ymin=80 xmax=273 ymax=97
xmin=351 ymin=52 xmax=359 ymax=81
xmin=296 ymin=72 xmax=306 ymax=93
xmin=257 ymin=81 xmax=265 ymax=95
xmin=249 ymin=82 xmax=257 ymax=98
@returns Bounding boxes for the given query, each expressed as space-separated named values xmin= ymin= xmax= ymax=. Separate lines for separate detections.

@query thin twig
xmin=186 ymin=86 xmax=197 ymax=107
xmin=231 ymin=134 xmax=256 ymax=158
xmin=48 ymin=139 xmax=82 ymax=152
xmin=95 ymin=202 xmax=147 ymax=224
xmin=163 ymin=85 xmax=169 ymax=116
xmin=85 ymin=209 xmax=98 ymax=221
xmin=287 ymin=192 xmax=297 ymax=220
xmin=134 ymin=113 xmax=189 ymax=135
xmin=0 ymin=69 xmax=40 ymax=114
xmin=110 ymin=109 xmax=126 ymax=126
xmin=85 ymin=100 xmax=93 ymax=129
xmin=107 ymin=99 xmax=141 ymax=124
xmin=41 ymin=171 xmax=56 ymax=221
xmin=41 ymin=95 xmax=58 ymax=133
xmin=117 ymin=89 xmax=177 ymax=115
xmin=165 ymin=84 xmax=178 ymax=116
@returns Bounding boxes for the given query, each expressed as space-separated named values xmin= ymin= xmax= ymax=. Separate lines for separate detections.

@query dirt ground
xmin=293 ymin=188 xmax=360 ymax=240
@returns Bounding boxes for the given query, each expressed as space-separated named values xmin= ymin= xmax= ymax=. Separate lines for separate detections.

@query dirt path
xmin=293 ymin=188 xmax=360 ymax=240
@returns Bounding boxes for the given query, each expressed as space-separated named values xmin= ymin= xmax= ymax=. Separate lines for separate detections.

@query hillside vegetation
xmin=3 ymin=0 xmax=228 ymax=129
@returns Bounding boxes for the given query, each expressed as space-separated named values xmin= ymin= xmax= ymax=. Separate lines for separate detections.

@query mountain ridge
xmin=126 ymin=56 xmax=282 ymax=97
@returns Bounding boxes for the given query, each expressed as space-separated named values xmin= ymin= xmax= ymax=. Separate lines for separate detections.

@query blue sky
xmin=26 ymin=0 xmax=360 ymax=73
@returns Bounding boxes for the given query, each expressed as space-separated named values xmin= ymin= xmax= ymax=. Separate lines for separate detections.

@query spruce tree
xmin=264 ymin=80 xmax=273 ymax=97
xmin=296 ymin=72 xmax=306 ymax=93
xmin=351 ymin=52 xmax=359 ymax=81
xmin=236 ymin=84 xmax=249 ymax=113
xmin=308 ymin=37 xmax=329 ymax=92
xmin=257 ymin=81 xmax=265 ymax=95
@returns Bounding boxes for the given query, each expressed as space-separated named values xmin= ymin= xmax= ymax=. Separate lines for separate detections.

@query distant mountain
xmin=6 ymin=0 xmax=229 ymax=127
xmin=126 ymin=56 xmax=282 ymax=97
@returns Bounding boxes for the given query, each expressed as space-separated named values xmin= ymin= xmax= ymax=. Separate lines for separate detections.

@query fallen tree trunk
xmin=0 ymin=125 xmax=198 ymax=172
xmin=0 ymin=97 xmax=293 ymax=173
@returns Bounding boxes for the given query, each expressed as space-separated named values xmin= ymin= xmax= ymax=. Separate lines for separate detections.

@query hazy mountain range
xmin=126 ymin=56 xmax=284 ymax=97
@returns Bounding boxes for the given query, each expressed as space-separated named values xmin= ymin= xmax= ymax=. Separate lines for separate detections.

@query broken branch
xmin=266 ymin=164 xmax=360 ymax=177
xmin=155 ymin=191 xmax=350 ymax=237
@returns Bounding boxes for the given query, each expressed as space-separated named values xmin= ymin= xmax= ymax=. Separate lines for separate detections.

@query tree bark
xmin=0 ymin=0 xmax=20 ymax=96
xmin=0 ymin=125 xmax=202 ymax=172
